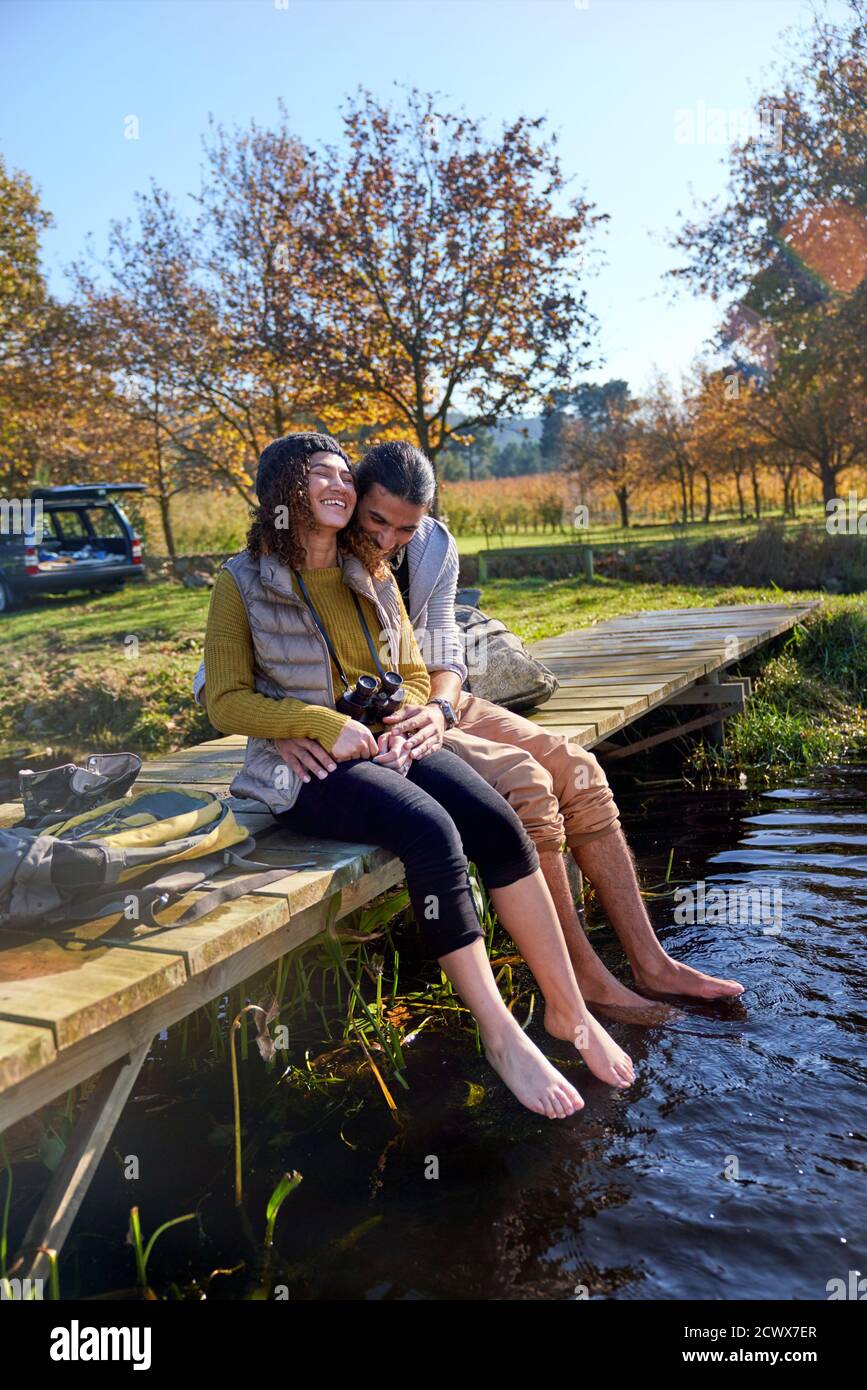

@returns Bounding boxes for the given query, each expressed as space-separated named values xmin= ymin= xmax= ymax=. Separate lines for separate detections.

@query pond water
xmin=17 ymin=764 xmax=867 ymax=1300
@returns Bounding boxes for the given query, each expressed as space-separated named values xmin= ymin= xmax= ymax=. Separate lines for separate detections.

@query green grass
xmin=0 ymin=583 xmax=213 ymax=765
xmin=1 ymin=573 xmax=864 ymax=785
xmin=475 ymin=575 xmax=813 ymax=644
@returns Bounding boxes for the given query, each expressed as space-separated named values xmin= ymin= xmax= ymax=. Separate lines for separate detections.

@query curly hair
xmin=245 ymin=432 xmax=388 ymax=577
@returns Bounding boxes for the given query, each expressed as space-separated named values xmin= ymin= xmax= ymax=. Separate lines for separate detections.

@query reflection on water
xmin=35 ymin=765 xmax=867 ymax=1299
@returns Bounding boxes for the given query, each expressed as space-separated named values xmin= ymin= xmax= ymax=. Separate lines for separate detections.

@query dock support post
xmin=15 ymin=1041 xmax=152 ymax=1286
xmin=704 ymin=672 xmax=725 ymax=746
xmin=580 ymin=546 xmax=594 ymax=582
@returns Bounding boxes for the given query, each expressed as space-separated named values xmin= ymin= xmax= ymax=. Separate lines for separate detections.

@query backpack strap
xmin=36 ymin=840 xmax=318 ymax=932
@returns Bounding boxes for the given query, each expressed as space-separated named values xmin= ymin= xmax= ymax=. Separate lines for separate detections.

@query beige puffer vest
xmin=225 ymin=548 xmax=408 ymax=815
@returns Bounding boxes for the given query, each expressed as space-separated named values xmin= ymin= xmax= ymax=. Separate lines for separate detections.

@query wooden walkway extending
xmin=0 ymin=599 xmax=818 ymax=1276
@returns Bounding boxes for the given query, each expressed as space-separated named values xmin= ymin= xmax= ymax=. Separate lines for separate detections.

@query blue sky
xmin=0 ymin=0 xmax=846 ymax=398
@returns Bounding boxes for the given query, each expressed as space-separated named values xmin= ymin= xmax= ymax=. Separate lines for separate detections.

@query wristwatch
xmin=426 ymin=696 xmax=457 ymax=729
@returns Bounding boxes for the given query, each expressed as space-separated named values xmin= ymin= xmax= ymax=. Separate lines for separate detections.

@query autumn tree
xmin=690 ymin=367 xmax=771 ymax=521
xmin=72 ymin=189 xmax=221 ymax=556
xmin=0 ymin=156 xmax=64 ymax=489
xmin=566 ymin=380 xmax=640 ymax=528
xmin=671 ymin=1 xmax=867 ymax=504
xmin=310 ymin=88 xmax=604 ymax=504
xmin=640 ymin=375 xmax=701 ymax=524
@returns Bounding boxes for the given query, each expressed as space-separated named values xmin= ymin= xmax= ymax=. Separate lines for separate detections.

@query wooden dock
xmin=0 ymin=599 xmax=818 ymax=1277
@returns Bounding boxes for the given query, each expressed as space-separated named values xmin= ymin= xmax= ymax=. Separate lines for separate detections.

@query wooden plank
xmin=0 ymin=870 xmax=396 ymax=1133
xmin=80 ymin=844 xmax=398 ymax=973
xmin=0 ymin=928 xmax=187 ymax=1050
xmin=523 ymin=720 xmax=597 ymax=743
xmin=0 ymin=1019 xmax=57 ymax=1091
xmin=135 ymin=764 xmax=244 ymax=784
xmin=137 ymin=748 xmax=246 ymax=765
xmin=666 ymin=682 xmax=747 ymax=708
xmin=541 ymin=692 xmax=650 ymax=713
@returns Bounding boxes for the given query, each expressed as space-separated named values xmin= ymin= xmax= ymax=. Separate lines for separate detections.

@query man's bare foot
xmin=574 ymin=961 xmax=678 ymax=1025
xmin=633 ymin=954 xmax=744 ymax=1001
xmin=483 ymin=1025 xmax=585 ymax=1119
xmin=544 ymin=1007 xmax=635 ymax=1088
xmin=586 ymin=997 xmax=682 ymax=1027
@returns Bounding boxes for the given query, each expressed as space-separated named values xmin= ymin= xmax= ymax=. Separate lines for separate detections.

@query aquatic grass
xmin=320 ymin=900 xmax=411 ymax=1093
xmin=0 ymin=1137 xmax=10 ymax=1281
xmin=264 ymin=1171 xmax=303 ymax=1248
xmin=230 ymin=1001 xmax=278 ymax=1206
xmin=128 ymin=1206 xmax=196 ymax=1297
xmin=33 ymin=1246 xmax=60 ymax=1300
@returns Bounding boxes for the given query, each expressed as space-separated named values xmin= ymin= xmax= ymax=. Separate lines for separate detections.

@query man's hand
xmin=273 ymin=737 xmax=337 ymax=784
xmin=381 ymin=702 xmax=446 ymax=759
xmin=372 ymin=731 xmax=412 ymax=775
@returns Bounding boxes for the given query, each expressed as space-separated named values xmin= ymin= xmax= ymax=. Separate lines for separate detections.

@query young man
xmin=193 ymin=440 xmax=742 ymax=1012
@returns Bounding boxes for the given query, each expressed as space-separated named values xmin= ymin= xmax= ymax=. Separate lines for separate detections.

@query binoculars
xmin=336 ymin=671 xmax=406 ymax=724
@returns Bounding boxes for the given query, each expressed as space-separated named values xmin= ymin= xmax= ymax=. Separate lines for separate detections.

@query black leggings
xmin=273 ymin=748 xmax=539 ymax=958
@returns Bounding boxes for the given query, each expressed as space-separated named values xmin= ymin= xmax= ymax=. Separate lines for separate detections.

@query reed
xmin=128 ymin=1206 xmax=196 ymax=1297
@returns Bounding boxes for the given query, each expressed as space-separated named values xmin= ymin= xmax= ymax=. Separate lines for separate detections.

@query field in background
xmin=128 ymin=474 xmax=842 ymax=559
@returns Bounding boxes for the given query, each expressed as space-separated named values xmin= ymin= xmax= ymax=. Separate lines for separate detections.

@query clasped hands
xmin=274 ymin=701 xmax=446 ymax=784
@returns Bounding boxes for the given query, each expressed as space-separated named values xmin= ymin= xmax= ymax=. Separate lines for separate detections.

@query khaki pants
xmin=443 ymin=690 xmax=620 ymax=855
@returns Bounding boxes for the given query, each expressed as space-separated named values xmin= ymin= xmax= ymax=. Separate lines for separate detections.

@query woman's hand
xmin=329 ymin=719 xmax=379 ymax=762
xmin=372 ymin=731 xmax=412 ymax=776
xmin=273 ymin=737 xmax=337 ymax=784
xmin=382 ymin=701 xmax=446 ymax=758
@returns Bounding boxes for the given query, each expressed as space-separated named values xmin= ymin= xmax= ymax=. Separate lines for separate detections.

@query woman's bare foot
xmin=633 ymin=953 xmax=744 ymax=1001
xmin=545 ymin=1006 xmax=635 ymax=1088
xmin=483 ymin=1023 xmax=585 ymax=1119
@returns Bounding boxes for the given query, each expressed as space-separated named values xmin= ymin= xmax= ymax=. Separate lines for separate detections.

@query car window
xmin=46 ymin=509 xmax=93 ymax=548
xmin=85 ymin=505 xmax=125 ymax=538
xmin=44 ymin=507 xmax=125 ymax=547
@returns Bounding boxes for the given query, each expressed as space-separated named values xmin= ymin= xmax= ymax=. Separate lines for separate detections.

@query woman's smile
xmin=306 ymin=451 xmax=357 ymax=528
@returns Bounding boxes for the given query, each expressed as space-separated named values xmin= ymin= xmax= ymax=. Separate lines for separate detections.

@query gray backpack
xmin=0 ymin=777 xmax=315 ymax=932
xmin=458 ymin=604 xmax=559 ymax=712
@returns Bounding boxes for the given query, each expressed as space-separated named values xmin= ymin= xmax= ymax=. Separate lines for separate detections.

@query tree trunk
xmin=678 ymin=466 xmax=688 ymax=524
xmin=152 ymin=382 xmax=176 ymax=558
xmin=417 ymin=421 xmax=440 ymax=517
xmin=688 ymin=470 xmax=695 ymax=522
xmin=820 ymin=458 xmax=839 ymax=506
xmin=702 ymin=471 xmax=712 ymax=524
xmin=616 ymin=486 xmax=630 ymax=528
xmin=733 ymin=475 xmax=750 ymax=522
xmin=159 ymin=493 xmax=177 ymax=559
xmin=750 ymin=461 xmax=761 ymax=519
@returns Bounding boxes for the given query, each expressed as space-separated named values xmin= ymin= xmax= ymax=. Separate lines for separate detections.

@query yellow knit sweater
xmin=204 ymin=565 xmax=431 ymax=752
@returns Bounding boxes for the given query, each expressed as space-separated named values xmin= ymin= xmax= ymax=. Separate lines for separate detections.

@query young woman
xmin=204 ymin=432 xmax=635 ymax=1119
